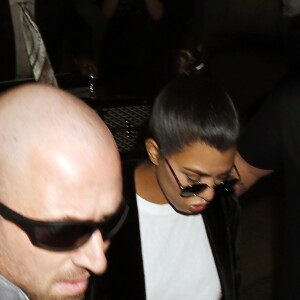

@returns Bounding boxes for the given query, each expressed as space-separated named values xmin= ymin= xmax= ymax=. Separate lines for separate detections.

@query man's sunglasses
xmin=0 ymin=201 xmax=128 ymax=251
xmin=164 ymin=158 xmax=240 ymax=197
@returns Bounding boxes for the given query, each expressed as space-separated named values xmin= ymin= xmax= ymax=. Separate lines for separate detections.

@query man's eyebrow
xmin=51 ymin=200 xmax=126 ymax=223
xmin=101 ymin=202 xmax=125 ymax=220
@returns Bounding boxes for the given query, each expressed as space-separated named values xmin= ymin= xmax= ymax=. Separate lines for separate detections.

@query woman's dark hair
xmin=148 ymin=66 xmax=239 ymax=156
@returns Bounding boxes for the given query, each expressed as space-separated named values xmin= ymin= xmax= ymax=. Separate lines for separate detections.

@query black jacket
xmin=89 ymin=160 xmax=241 ymax=300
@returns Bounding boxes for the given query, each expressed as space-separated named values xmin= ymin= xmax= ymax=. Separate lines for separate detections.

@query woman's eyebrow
xmin=183 ymin=166 xmax=234 ymax=177
xmin=182 ymin=167 xmax=209 ymax=176
xmin=215 ymin=169 xmax=236 ymax=179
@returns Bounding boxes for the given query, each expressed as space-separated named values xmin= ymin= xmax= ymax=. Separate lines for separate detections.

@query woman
xmin=91 ymin=66 xmax=241 ymax=300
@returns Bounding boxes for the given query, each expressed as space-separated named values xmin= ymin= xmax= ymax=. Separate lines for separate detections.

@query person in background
xmin=0 ymin=83 xmax=126 ymax=299
xmin=99 ymin=0 xmax=194 ymax=97
xmin=0 ymin=0 xmax=97 ymax=82
xmin=235 ymin=75 xmax=300 ymax=300
xmin=280 ymin=0 xmax=300 ymax=74
xmin=90 ymin=62 xmax=241 ymax=299
xmin=99 ymin=0 xmax=164 ymax=97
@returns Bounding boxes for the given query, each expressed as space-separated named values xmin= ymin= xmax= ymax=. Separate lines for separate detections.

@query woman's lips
xmin=189 ymin=204 xmax=206 ymax=213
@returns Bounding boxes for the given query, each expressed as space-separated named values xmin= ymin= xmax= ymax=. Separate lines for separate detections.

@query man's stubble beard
xmin=26 ymin=269 xmax=90 ymax=300
xmin=28 ymin=292 xmax=85 ymax=300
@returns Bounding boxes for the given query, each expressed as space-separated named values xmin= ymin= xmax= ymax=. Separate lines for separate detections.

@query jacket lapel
xmin=202 ymin=195 xmax=240 ymax=300
xmin=90 ymin=160 xmax=146 ymax=300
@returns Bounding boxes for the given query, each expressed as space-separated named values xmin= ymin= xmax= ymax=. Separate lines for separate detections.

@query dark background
xmin=2 ymin=1 xmax=288 ymax=298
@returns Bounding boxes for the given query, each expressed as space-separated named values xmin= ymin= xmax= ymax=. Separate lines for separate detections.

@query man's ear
xmin=145 ymin=138 xmax=160 ymax=166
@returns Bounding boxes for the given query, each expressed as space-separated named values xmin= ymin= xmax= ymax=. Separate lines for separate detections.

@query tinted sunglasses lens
xmin=100 ymin=203 xmax=129 ymax=240
xmin=214 ymin=178 xmax=239 ymax=194
xmin=180 ymin=184 xmax=208 ymax=197
xmin=31 ymin=203 xmax=128 ymax=251
xmin=34 ymin=224 xmax=94 ymax=251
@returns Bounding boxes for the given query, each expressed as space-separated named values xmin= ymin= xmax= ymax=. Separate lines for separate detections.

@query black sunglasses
xmin=164 ymin=158 xmax=240 ymax=197
xmin=0 ymin=201 xmax=128 ymax=251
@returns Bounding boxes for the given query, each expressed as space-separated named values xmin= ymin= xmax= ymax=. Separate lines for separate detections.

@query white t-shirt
xmin=137 ymin=194 xmax=222 ymax=300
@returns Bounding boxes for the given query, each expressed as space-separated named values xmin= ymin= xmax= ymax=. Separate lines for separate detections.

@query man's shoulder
xmin=0 ymin=275 xmax=29 ymax=300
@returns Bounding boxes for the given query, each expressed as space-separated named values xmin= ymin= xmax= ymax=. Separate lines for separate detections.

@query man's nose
xmin=71 ymin=230 xmax=108 ymax=275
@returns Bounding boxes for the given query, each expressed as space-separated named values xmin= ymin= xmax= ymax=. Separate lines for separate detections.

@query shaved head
xmin=0 ymin=84 xmax=119 ymax=200
xmin=0 ymin=84 xmax=122 ymax=299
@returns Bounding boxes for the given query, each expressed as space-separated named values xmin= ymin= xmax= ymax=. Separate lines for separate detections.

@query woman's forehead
xmin=168 ymin=143 xmax=236 ymax=174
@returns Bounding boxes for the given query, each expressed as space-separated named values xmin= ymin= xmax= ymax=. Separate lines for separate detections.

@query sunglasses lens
xmin=0 ymin=201 xmax=129 ymax=252
xmin=32 ymin=203 xmax=129 ymax=251
xmin=181 ymin=184 xmax=208 ymax=197
xmin=100 ymin=203 xmax=129 ymax=240
xmin=34 ymin=224 xmax=94 ymax=251
xmin=181 ymin=178 xmax=239 ymax=197
xmin=214 ymin=178 xmax=239 ymax=194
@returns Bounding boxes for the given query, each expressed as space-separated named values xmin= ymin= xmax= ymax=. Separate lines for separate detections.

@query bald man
xmin=0 ymin=84 xmax=126 ymax=299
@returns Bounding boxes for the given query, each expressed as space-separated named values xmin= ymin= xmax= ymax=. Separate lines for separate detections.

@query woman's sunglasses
xmin=0 ymin=201 xmax=128 ymax=251
xmin=164 ymin=158 xmax=240 ymax=197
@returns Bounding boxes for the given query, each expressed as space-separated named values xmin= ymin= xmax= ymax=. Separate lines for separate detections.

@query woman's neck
xmin=134 ymin=160 xmax=168 ymax=205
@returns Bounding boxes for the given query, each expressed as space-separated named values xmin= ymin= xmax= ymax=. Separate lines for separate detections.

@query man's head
xmin=0 ymin=84 xmax=123 ymax=299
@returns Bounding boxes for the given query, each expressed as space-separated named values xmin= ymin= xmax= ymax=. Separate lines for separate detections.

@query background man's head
xmin=0 ymin=84 xmax=122 ymax=299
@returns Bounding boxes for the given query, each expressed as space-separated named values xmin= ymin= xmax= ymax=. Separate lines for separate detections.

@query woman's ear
xmin=145 ymin=138 xmax=160 ymax=166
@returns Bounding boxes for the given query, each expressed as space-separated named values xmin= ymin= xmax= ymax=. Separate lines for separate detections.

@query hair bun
xmin=172 ymin=49 xmax=204 ymax=77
